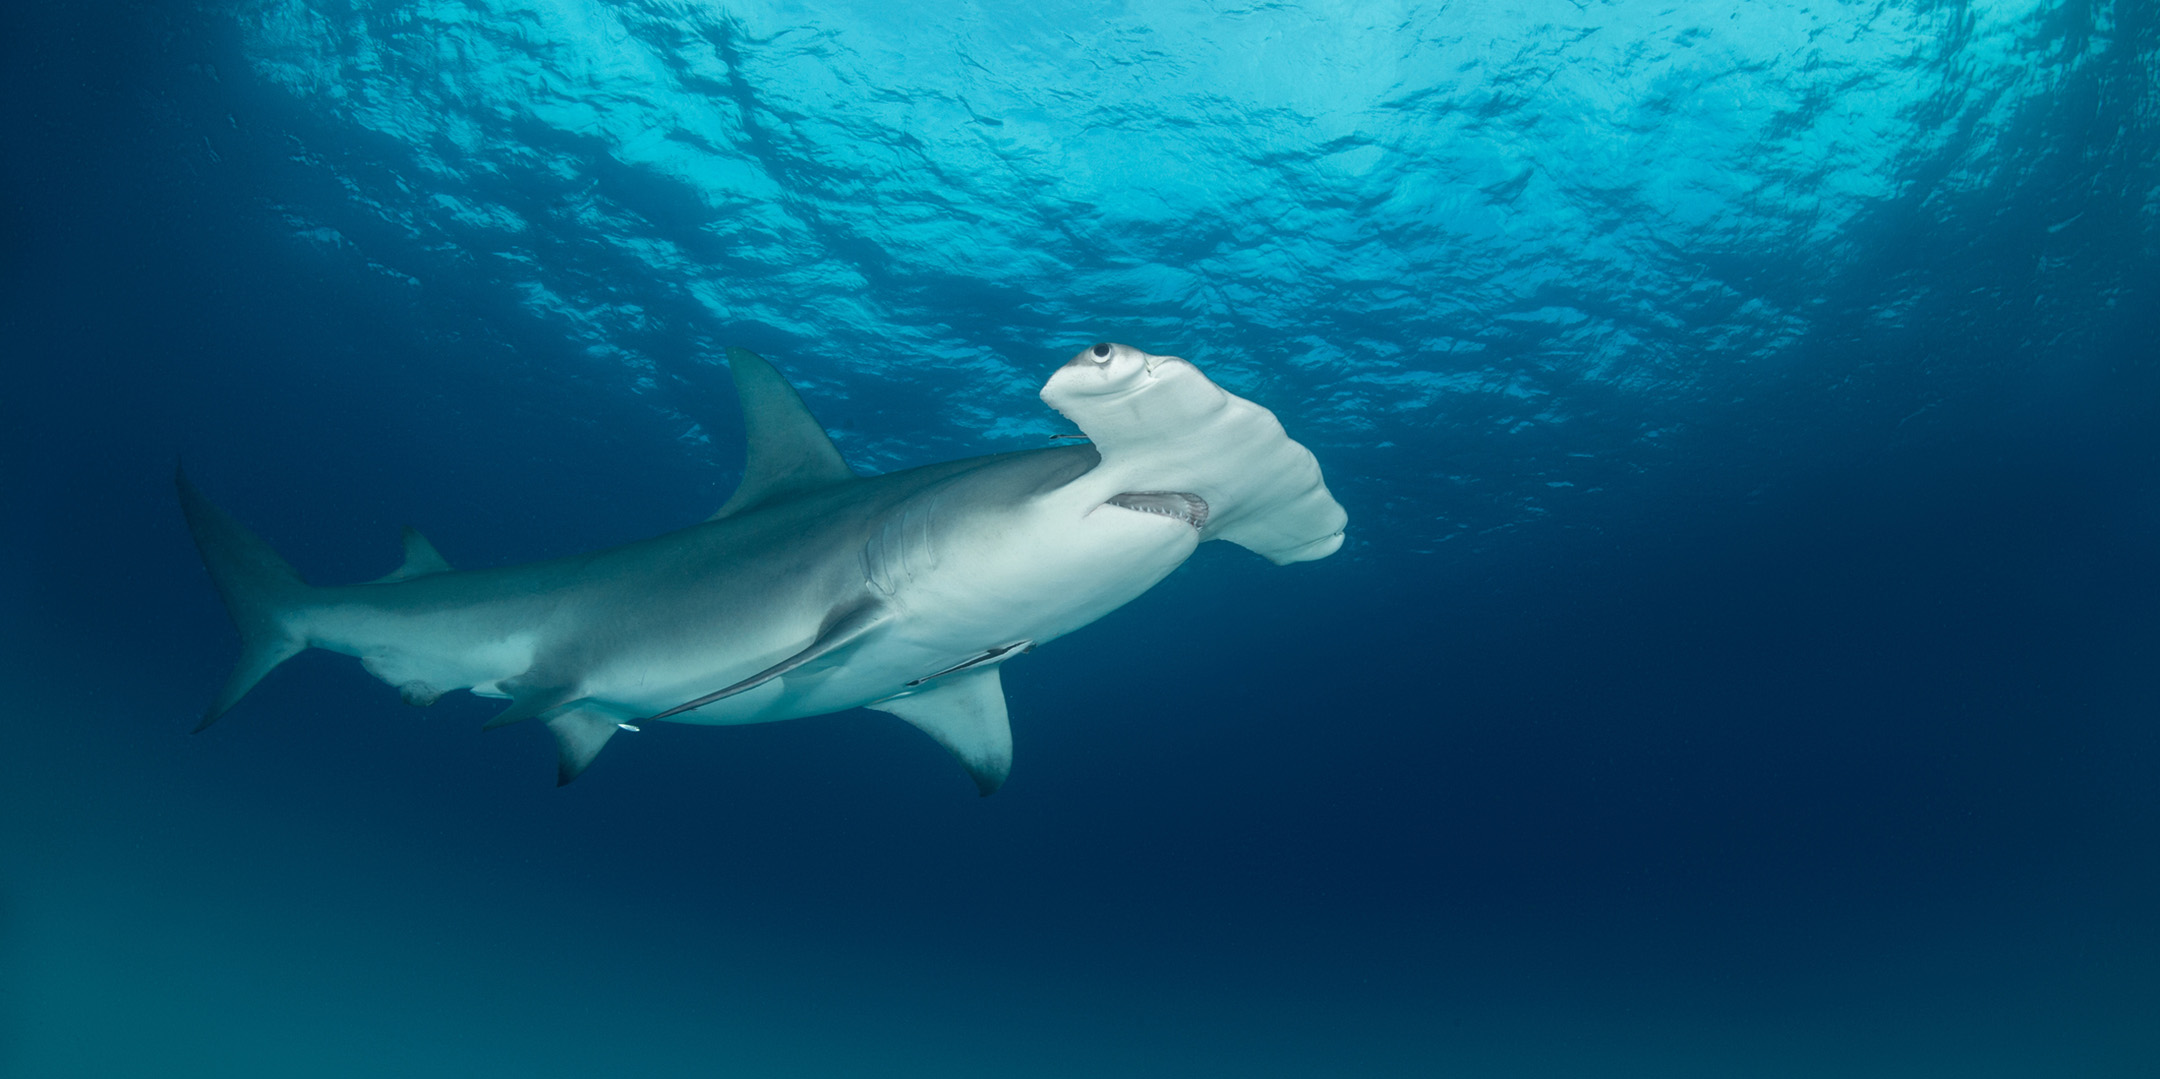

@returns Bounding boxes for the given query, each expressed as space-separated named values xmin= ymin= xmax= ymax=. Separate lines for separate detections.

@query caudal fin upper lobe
xmin=176 ymin=467 xmax=314 ymax=729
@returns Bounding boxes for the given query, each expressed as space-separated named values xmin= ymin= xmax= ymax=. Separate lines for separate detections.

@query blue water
xmin=4 ymin=0 xmax=2157 ymax=1074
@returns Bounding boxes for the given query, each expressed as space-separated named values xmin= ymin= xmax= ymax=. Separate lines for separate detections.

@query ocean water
xmin=3 ymin=0 xmax=2156 ymax=1075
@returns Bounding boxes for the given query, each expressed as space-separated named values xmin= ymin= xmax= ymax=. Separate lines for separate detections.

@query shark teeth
xmin=1106 ymin=491 xmax=1210 ymax=530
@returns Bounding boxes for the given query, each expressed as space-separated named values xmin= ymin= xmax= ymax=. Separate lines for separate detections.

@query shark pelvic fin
xmin=176 ymin=467 xmax=315 ymax=730
xmin=868 ymin=666 xmax=1014 ymax=796
xmin=709 ymin=347 xmax=856 ymax=521
xmin=545 ymin=707 xmax=622 ymax=785
xmin=485 ymin=679 xmax=584 ymax=730
xmin=647 ymin=601 xmax=890 ymax=721
xmin=371 ymin=526 xmax=453 ymax=583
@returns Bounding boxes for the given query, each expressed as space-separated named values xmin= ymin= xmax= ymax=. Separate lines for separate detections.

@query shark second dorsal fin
xmin=709 ymin=347 xmax=856 ymax=521
xmin=867 ymin=666 xmax=1014 ymax=796
xmin=372 ymin=527 xmax=454 ymax=583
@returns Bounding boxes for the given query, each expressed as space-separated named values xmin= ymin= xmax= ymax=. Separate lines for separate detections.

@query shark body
xmin=182 ymin=343 xmax=1346 ymax=792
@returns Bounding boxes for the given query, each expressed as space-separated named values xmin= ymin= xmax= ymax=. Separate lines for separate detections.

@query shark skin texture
xmin=179 ymin=343 xmax=1348 ymax=794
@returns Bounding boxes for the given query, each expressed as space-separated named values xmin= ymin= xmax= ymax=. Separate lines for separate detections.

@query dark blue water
xmin=5 ymin=0 xmax=2157 ymax=1075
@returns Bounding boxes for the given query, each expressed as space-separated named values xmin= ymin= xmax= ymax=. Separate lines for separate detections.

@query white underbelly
xmin=311 ymin=602 xmax=541 ymax=701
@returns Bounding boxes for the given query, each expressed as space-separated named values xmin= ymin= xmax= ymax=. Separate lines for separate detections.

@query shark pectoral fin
xmin=545 ymin=707 xmax=622 ymax=786
xmin=708 ymin=347 xmax=857 ymax=521
xmin=371 ymin=527 xmax=453 ymax=583
xmin=867 ymin=667 xmax=1014 ymax=796
xmin=647 ymin=601 xmax=890 ymax=721
xmin=484 ymin=680 xmax=584 ymax=730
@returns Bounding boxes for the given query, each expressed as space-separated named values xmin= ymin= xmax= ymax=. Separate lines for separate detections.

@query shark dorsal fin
xmin=372 ymin=527 xmax=454 ymax=583
xmin=709 ymin=347 xmax=856 ymax=521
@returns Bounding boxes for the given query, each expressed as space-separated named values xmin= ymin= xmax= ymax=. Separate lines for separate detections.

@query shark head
xmin=1040 ymin=342 xmax=1345 ymax=565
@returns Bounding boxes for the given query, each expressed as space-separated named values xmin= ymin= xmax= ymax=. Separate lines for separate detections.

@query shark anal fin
xmin=545 ymin=707 xmax=622 ymax=785
xmin=485 ymin=680 xmax=583 ymax=730
xmin=869 ymin=667 xmax=1014 ymax=796
xmin=372 ymin=527 xmax=453 ymax=583
xmin=708 ymin=347 xmax=856 ymax=521
xmin=648 ymin=601 xmax=890 ymax=721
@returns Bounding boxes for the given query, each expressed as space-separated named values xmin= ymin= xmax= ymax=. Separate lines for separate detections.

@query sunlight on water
xmin=230 ymin=0 xmax=2141 ymax=548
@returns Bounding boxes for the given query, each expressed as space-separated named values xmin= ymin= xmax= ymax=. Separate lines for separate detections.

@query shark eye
xmin=1091 ymin=343 xmax=1112 ymax=361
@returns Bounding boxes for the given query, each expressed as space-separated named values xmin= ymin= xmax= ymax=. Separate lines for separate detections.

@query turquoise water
xmin=3 ymin=0 xmax=2156 ymax=1074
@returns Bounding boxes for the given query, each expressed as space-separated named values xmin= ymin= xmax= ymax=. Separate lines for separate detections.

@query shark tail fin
xmin=176 ymin=467 xmax=315 ymax=731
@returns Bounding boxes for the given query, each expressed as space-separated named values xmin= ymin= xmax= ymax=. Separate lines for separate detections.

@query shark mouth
xmin=1107 ymin=491 xmax=1210 ymax=530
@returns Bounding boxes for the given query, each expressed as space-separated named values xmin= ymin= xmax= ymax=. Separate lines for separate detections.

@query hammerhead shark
xmin=180 ymin=343 xmax=1346 ymax=793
